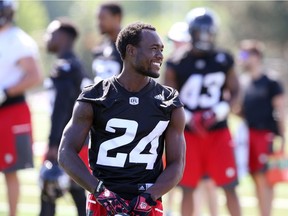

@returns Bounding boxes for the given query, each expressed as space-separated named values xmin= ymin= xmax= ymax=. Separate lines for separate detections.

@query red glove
xmin=94 ymin=181 xmax=130 ymax=216
xmin=189 ymin=110 xmax=217 ymax=136
xmin=129 ymin=193 xmax=157 ymax=216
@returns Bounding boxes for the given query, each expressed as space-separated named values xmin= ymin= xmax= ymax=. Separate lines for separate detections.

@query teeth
xmin=152 ymin=62 xmax=161 ymax=66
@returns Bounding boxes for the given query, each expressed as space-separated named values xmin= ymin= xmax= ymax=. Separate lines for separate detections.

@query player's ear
xmin=126 ymin=44 xmax=136 ymax=57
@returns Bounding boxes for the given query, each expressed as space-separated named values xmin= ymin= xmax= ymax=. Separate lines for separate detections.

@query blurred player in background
xmin=40 ymin=17 xmax=87 ymax=216
xmin=92 ymin=2 xmax=123 ymax=83
xmin=237 ymin=39 xmax=286 ymax=216
xmin=164 ymin=7 xmax=241 ymax=216
xmin=0 ymin=1 xmax=43 ymax=215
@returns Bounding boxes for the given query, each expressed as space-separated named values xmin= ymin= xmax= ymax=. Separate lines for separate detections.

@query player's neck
xmin=250 ymin=65 xmax=263 ymax=80
xmin=116 ymin=72 xmax=151 ymax=93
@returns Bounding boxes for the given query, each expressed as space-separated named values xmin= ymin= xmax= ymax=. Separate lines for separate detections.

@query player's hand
xmin=93 ymin=181 xmax=130 ymax=216
xmin=189 ymin=111 xmax=207 ymax=136
xmin=201 ymin=110 xmax=217 ymax=129
xmin=129 ymin=193 xmax=157 ymax=216
xmin=0 ymin=89 xmax=7 ymax=105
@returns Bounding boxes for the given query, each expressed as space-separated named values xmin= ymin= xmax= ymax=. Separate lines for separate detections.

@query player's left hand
xmin=129 ymin=193 xmax=157 ymax=216
xmin=94 ymin=181 xmax=130 ymax=216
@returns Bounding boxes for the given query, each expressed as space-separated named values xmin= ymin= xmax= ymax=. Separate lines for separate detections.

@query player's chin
xmin=147 ymin=70 xmax=160 ymax=78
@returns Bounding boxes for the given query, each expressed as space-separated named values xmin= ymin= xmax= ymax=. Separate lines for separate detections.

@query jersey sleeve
xmin=159 ymin=84 xmax=183 ymax=113
xmin=269 ymin=79 xmax=284 ymax=98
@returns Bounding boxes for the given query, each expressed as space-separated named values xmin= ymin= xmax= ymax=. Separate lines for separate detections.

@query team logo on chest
xmin=129 ymin=97 xmax=139 ymax=105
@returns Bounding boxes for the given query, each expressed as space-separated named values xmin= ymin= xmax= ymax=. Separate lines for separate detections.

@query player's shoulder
xmin=12 ymin=27 xmax=37 ymax=47
xmin=152 ymin=81 xmax=183 ymax=109
xmin=211 ymin=48 xmax=234 ymax=66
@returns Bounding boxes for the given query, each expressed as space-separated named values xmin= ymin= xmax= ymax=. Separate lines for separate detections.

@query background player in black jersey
xmin=237 ymin=39 xmax=286 ymax=216
xmin=40 ymin=18 xmax=87 ymax=216
xmin=164 ymin=7 xmax=241 ymax=216
xmin=58 ymin=22 xmax=186 ymax=216
xmin=92 ymin=2 xmax=123 ymax=83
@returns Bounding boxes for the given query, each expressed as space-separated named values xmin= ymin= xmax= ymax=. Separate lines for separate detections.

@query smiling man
xmin=58 ymin=22 xmax=186 ymax=216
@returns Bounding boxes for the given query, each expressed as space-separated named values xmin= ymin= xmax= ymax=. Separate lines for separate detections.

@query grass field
xmin=1 ymin=91 xmax=288 ymax=216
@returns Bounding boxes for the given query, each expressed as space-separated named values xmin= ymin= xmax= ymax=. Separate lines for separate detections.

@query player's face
xmin=97 ymin=8 xmax=116 ymax=34
xmin=45 ymin=21 xmax=61 ymax=53
xmin=237 ymin=50 xmax=259 ymax=71
xmin=133 ymin=30 xmax=164 ymax=78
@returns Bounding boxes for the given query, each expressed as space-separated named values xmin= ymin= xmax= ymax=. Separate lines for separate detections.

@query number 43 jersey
xmin=166 ymin=49 xmax=234 ymax=129
xmin=77 ymin=76 xmax=182 ymax=199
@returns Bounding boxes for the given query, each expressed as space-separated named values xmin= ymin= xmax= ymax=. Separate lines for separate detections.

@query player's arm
xmin=145 ymin=106 xmax=186 ymax=201
xmin=58 ymin=101 xmax=98 ymax=193
xmin=272 ymin=93 xmax=286 ymax=152
xmin=6 ymin=56 xmax=43 ymax=97
xmin=224 ymin=67 xmax=241 ymax=115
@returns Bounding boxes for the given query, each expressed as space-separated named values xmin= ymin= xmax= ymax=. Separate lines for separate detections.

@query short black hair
xmin=56 ymin=17 xmax=79 ymax=40
xmin=100 ymin=2 xmax=122 ymax=17
xmin=116 ymin=22 xmax=156 ymax=60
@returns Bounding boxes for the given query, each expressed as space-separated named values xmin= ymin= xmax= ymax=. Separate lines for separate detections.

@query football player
xmin=164 ymin=7 xmax=241 ymax=216
xmin=40 ymin=18 xmax=88 ymax=216
xmin=0 ymin=1 xmax=43 ymax=215
xmin=92 ymin=2 xmax=123 ymax=83
xmin=58 ymin=22 xmax=186 ymax=216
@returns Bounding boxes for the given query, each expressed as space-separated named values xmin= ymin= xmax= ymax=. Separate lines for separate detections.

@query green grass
xmin=1 ymin=92 xmax=288 ymax=216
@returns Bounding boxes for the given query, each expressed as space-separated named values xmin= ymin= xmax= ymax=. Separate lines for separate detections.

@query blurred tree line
xmin=15 ymin=0 xmax=288 ymax=86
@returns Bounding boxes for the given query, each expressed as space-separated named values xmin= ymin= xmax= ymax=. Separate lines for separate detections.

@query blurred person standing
xmin=0 ymin=1 xmax=43 ymax=216
xmin=58 ymin=22 xmax=186 ymax=216
xmin=167 ymin=20 xmax=219 ymax=216
xmin=237 ymin=39 xmax=286 ymax=216
xmin=92 ymin=2 xmax=123 ymax=83
xmin=164 ymin=7 xmax=241 ymax=216
xmin=39 ymin=18 xmax=87 ymax=216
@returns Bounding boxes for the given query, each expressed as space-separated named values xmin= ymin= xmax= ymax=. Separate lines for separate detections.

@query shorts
xmin=86 ymin=193 xmax=163 ymax=216
xmin=0 ymin=102 xmax=34 ymax=172
xmin=248 ymin=129 xmax=274 ymax=174
xmin=180 ymin=128 xmax=238 ymax=188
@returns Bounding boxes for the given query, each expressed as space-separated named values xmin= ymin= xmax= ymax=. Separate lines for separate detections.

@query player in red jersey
xmin=164 ymin=7 xmax=241 ymax=216
xmin=58 ymin=22 xmax=186 ymax=216
xmin=237 ymin=39 xmax=286 ymax=216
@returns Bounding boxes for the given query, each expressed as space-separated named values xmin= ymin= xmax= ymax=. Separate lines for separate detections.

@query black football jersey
xmin=77 ymin=77 xmax=182 ymax=199
xmin=166 ymin=49 xmax=234 ymax=129
xmin=243 ymin=74 xmax=284 ymax=134
xmin=49 ymin=51 xmax=85 ymax=147
xmin=92 ymin=40 xmax=123 ymax=80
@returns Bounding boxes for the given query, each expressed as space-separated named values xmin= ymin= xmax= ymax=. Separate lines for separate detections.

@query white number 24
xmin=96 ymin=118 xmax=169 ymax=170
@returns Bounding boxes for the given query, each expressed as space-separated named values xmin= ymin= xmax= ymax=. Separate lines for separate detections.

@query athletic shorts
xmin=248 ymin=129 xmax=274 ymax=174
xmin=0 ymin=103 xmax=34 ymax=172
xmin=86 ymin=193 xmax=163 ymax=216
xmin=180 ymin=128 xmax=238 ymax=188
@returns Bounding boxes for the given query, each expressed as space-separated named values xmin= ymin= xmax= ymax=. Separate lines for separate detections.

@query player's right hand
xmin=93 ymin=181 xmax=130 ymax=216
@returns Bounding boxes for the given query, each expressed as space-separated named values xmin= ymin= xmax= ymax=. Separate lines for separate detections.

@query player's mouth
xmin=151 ymin=61 xmax=162 ymax=70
